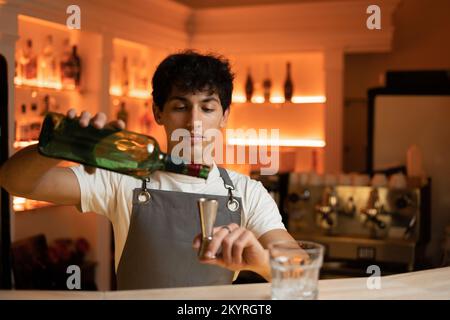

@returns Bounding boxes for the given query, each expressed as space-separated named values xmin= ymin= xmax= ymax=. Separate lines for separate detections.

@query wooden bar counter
xmin=1 ymin=267 xmax=449 ymax=300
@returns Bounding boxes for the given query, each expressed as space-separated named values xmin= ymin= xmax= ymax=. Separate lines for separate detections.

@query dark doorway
xmin=0 ymin=54 xmax=12 ymax=289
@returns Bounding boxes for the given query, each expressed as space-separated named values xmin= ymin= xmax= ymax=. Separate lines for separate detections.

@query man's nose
xmin=187 ymin=107 xmax=203 ymax=132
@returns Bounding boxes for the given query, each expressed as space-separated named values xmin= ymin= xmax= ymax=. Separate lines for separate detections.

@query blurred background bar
xmin=0 ymin=0 xmax=449 ymax=290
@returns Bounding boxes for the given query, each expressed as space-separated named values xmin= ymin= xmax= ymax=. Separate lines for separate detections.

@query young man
xmin=0 ymin=51 xmax=294 ymax=290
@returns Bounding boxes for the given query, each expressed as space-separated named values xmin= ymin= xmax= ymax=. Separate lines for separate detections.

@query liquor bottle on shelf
xmin=14 ymin=52 xmax=20 ymax=79
xmin=139 ymin=60 xmax=149 ymax=91
xmin=19 ymin=104 xmax=29 ymax=141
xmin=39 ymin=35 xmax=57 ymax=86
xmin=130 ymin=56 xmax=140 ymax=92
xmin=61 ymin=43 xmax=81 ymax=89
xmin=262 ymin=64 xmax=272 ymax=103
xmin=38 ymin=112 xmax=211 ymax=179
xmin=284 ymin=62 xmax=294 ymax=103
xmin=121 ymin=56 xmax=129 ymax=96
xmin=311 ymin=149 xmax=318 ymax=174
xmin=110 ymin=58 xmax=119 ymax=92
xmin=29 ymin=94 xmax=42 ymax=141
xmin=30 ymin=91 xmax=39 ymax=118
xmin=19 ymin=39 xmax=38 ymax=80
xmin=60 ymin=38 xmax=72 ymax=87
xmin=71 ymin=45 xmax=82 ymax=88
xmin=117 ymin=101 xmax=129 ymax=127
xmin=245 ymin=67 xmax=254 ymax=103
xmin=40 ymin=94 xmax=50 ymax=117
xmin=140 ymin=101 xmax=152 ymax=134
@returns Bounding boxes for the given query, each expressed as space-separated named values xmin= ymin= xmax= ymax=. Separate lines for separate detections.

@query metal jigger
xmin=197 ymin=198 xmax=219 ymax=259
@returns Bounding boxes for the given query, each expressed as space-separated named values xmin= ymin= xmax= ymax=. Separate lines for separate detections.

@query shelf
xmin=109 ymin=87 xmax=151 ymax=100
xmin=226 ymin=138 xmax=325 ymax=147
xmin=13 ymin=196 xmax=54 ymax=212
xmin=231 ymin=97 xmax=326 ymax=106
xmin=227 ymin=99 xmax=325 ymax=148
xmin=110 ymin=37 xmax=157 ymax=103
xmin=13 ymin=140 xmax=38 ymax=149
xmin=14 ymin=77 xmax=79 ymax=93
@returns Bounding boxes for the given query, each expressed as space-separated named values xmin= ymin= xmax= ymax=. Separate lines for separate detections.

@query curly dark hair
xmin=152 ymin=50 xmax=234 ymax=114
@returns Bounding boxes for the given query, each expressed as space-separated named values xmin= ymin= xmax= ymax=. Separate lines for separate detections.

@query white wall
xmin=344 ymin=0 xmax=450 ymax=265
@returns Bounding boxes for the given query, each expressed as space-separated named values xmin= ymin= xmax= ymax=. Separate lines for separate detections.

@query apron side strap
xmin=141 ymin=177 xmax=150 ymax=191
xmin=217 ymin=167 xmax=235 ymax=190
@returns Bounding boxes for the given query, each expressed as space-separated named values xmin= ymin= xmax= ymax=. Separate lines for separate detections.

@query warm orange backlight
xmin=227 ymin=137 xmax=325 ymax=147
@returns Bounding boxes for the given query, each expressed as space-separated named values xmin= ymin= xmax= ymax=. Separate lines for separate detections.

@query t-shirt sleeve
xmin=243 ymin=179 xmax=286 ymax=239
xmin=69 ymin=165 xmax=118 ymax=218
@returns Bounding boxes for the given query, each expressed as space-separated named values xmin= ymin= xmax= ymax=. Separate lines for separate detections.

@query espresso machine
xmin=285 ymin=173 xmax=431 ymax=278
xmin=250 ymin=171 xmax=289 ymax=227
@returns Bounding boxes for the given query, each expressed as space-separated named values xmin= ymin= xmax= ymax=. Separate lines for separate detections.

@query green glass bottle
xmin=38 ymin=112 xmax=210 ymax=179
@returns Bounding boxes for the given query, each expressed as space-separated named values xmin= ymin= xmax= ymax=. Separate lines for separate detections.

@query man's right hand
xmin=66 ymin=109 xmax=125 ymax=174
xmin=66 ymin=108 xmax=125 ymax=130
xmin=0 ymin=109 xmax=125 ymax=206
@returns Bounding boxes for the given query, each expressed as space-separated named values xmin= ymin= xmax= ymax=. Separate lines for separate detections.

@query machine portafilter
xmin=361 ymin=188 xmax=386 ymax=232
xmin=315 ymin=187 xmax=339 ymax=230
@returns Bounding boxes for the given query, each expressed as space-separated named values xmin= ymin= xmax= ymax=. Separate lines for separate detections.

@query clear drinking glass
xmin=269 ymin=240 xmax=324 ymax=300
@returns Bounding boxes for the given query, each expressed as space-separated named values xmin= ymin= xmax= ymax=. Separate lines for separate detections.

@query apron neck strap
xmin=217 ymin=167 xmax=235 ymax=190
xmin=140 ymin=169 xmax=235 ymax=191
xmin=217 ymin=167 xmax=241 ymax=212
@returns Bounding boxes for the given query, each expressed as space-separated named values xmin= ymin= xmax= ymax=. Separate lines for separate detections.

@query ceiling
xmin=172 ymin=0 xmax=352 ymax=9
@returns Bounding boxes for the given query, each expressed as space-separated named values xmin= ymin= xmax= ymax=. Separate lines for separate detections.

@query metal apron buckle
xmin=225 ymin=184 xmax=240 ymax=212
xmin=138 ymin=178 xmax=151 ymax=203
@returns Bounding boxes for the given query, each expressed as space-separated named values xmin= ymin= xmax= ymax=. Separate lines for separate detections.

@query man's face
xmin=153 ymin=87 xmax=230 ymax=162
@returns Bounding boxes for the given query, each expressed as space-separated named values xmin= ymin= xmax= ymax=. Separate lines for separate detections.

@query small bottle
xmin=60 ymin=38 xmax=72 ymax=87
xmin=110 ymin=58 xmax=119 ymax=90
xmin=139 ymin=60 xmax=149 ymax=91
xmin=245 ymin=67 xmax=254 ymax=102
xmin=38 ymin=112 xmax=211 ymax=179
xmin=311 ymin=149 xmax=318 ymax=173
xmin=262 ymin=64 xmax=272 ymax=103
xmin=70 ymin=45 xmax=81 ymax=88
xmin=140 ymin=101 xmax=152 ymax=133
xmin=40 ymin=94 xmax=50 ymax=117
xmin=121 ymin=56 xmax=129 ymax=95
xmin=39 ymin=35 xmax=57 ymax=85
xmin=14 ymin=53 xmax=20 ymax=80
xmin=21 ymin=39 xmax=37 ymax=80
xmin=117 ymin=101 xmax=129 ymax=127
xmin=19 ymin=104 xmax=28 ymax=141
xmin=130 ymin=56 xmax=140 ymax=91
xmin=28 ymin=92 xmax=41 ymax=140
xmin=30 ymin=91 xmax=39 ymax=118
xmin=284 ymin=62 xmax=294 ymax=102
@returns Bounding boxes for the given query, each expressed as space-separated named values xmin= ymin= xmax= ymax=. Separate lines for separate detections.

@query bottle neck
xmin=286 ymin=63 xmax=291 ymax=79
xmin=161 ymin=153 xmax=211 ymax=179
xmin=264 ymin=65 xmax=270 ymax=79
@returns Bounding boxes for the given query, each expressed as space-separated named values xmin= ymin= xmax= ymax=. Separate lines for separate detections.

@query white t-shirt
xmin=70 ymin=163 xmax=286 ymax=270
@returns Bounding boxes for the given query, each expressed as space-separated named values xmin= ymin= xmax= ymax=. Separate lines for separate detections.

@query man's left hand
xmin=192 ymin=223 xmax=270 ymax=280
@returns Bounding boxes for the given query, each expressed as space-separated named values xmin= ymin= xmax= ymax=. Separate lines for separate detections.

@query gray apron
xmin=116 ymin=167 xmax=242 ymax=290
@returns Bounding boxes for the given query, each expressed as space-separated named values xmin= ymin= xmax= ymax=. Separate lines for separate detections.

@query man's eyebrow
xmin=167 ymin=96 xmax=190 ymax=102
xmin=167 ymin=96 xmax=220 ymax=103
xmin=201 ymin=96 xmax=220 ymax=103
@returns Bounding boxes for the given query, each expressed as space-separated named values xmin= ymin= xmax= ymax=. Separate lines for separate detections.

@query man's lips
xmin=187 ymin=135 xmax=204 ymax=143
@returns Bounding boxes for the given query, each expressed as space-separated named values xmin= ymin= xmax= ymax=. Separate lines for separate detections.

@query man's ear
xmin=152 ymin=103 xmax=162 ymax=125
xmin=220 ymin=108 xmax=230 ymax=128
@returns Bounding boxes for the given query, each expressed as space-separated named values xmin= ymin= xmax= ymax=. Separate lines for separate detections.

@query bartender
xmin=0 ymin=51 xmax=295 ymax=290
